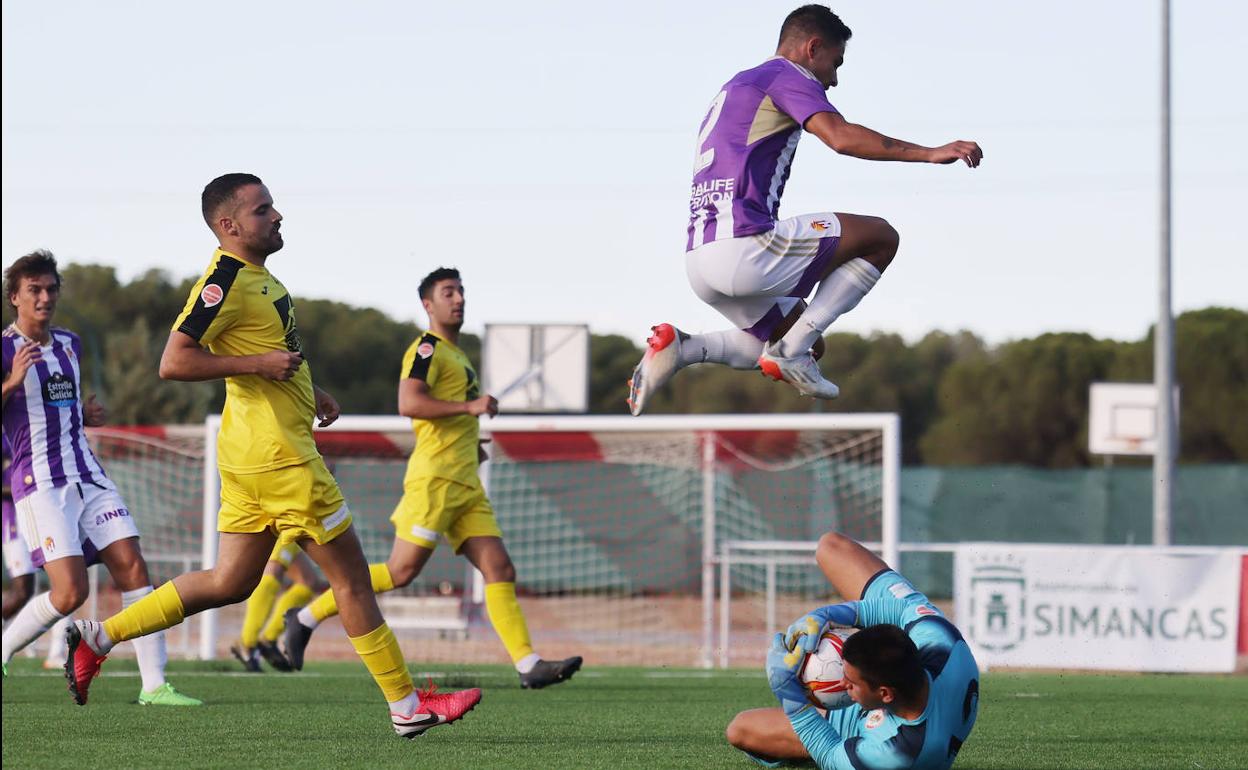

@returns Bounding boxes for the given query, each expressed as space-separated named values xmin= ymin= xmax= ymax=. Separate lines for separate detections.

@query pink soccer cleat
xmin=391 ymin=680 xmax=483 ymax=738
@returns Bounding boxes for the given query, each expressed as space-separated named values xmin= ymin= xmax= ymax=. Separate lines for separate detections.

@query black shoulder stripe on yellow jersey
xmin=406 ymin=333 xmax=438 ymax=381
xmin=177 ymin=254 xmax=245 ymax=342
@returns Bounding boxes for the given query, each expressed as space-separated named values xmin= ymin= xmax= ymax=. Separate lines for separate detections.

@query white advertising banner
xmin=954 ymin=544 xmax=1242 ymax=673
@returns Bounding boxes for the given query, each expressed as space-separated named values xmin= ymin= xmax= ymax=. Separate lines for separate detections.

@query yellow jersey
xmin=173 ymin=248 xmax=319 ymax=474
xmin=400 ymin=331 xmax=480 ymax=486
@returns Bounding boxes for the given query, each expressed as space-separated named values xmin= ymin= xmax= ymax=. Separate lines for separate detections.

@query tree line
xmin=4 ymin=263 xmax=1243 ymax=467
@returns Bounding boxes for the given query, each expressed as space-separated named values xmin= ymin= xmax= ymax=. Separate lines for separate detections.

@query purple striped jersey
xmin=1 ymin=325 xmax=111 ymax=502
xmin=687 ymin=58 xmax=838 ymax=251
xmin=1 ymin=435 xmax=10 ymax=495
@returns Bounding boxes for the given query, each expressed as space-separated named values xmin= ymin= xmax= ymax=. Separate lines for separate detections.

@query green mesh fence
xmin=899 ymin=464 xmax=1248 ymax=599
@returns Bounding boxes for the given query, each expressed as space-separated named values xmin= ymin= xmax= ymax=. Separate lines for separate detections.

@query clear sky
xmin=3 ymin=1 xmax=1244 ymax=346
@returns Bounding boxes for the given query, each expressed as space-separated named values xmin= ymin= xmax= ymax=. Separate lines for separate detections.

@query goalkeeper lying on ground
xmin=727 ymin=532 xmax=980 ymax=769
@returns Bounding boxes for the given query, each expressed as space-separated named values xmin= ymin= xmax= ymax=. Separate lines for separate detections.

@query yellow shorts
xmin=390 ymin=477 xmax=501 ymax=552
xmin=219 ymin=457 xmax=352 ymax=546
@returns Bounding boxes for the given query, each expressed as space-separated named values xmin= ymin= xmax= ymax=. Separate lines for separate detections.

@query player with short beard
xmin=628 ymin=5 xmax=983 ymax=413
xmin=1 ymin=251 xmax=200 ymax=704
xmin=63 ymin=174 xmax=481 ymax=737
xmin=284 ymin=267 xmax=583 ymax=690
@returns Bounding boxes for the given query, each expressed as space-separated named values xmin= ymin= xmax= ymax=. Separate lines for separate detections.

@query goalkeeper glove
xmin=765 ymin=632 xmax=811 ymax=717
xmin=783 ymin=602 xmax=857 ymax=654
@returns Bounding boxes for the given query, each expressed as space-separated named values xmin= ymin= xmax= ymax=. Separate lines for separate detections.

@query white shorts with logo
xmin=4 ymin=497 xmax=35 ymax=578
xmin=685 ymin=212 xmax=843 ymax=340
xmin=15 ymin=482 xmax=139 ymax=568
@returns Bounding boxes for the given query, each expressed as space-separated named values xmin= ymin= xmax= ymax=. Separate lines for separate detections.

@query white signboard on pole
xmin=955 ymin=543 xmax=1241 ymax=672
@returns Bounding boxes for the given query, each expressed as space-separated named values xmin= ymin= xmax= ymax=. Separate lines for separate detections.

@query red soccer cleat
xmin=64 ymin=620 xmax=108 ymax=706
xmin=391 ymin=680 xmax=483 ymax=738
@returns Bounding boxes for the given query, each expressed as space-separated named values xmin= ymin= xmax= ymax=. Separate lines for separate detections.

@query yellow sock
xmin=370 ymin=562 xmax=396 ymax=593
xmin=260 ymin=583 xmax=314 ymax=642
xmin=484 ymin=581 xmax=534 ymax=663
xmin=348 ymin=622 xmax=413 ymax=703
xmin=309 ymin=563 xmax=395 ymax=623
xmin=102 ymin=581 xmax=185 ymax=644
xmin=240 ymin=574 xmax=281 ymax=647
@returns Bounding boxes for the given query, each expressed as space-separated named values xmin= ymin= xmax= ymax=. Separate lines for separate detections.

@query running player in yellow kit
xmin=64 ymin=174 xmax=481 ymax=737
xmin=284 ymin=267 xmax=582 ymax=689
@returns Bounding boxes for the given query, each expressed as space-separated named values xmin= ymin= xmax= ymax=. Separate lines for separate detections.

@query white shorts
xmin=14 ymin=482 xmax=138 ymax=569
xmin=4 ymin=497 xmax=34 ymax=578
xmin=685 ymin=212 xmax=843 ymax=340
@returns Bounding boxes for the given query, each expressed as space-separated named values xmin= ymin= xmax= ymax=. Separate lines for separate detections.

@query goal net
xmin=97 ymin=414 xmax=897 ymax=667
xmin=80 ymin=427 xmax=206 ymax=658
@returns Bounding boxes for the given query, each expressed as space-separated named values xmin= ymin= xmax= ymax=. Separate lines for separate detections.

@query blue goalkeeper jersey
xmin=790 ymin=569 xmax=980 ymax=770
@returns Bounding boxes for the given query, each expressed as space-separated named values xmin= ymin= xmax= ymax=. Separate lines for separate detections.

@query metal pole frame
xmin=1154 ymin=0 xmax=1175 ymax=547
xmin=198 ymin=415 xmax=221 ymax=660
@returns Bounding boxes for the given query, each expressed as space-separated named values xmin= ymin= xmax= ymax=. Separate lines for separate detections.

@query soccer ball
xmin=798 ymin=627 xmax=856 ymax=710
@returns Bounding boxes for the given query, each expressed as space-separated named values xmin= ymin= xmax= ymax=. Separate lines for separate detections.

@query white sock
xmin=515 ymin=652 xmax=541 ymax=674
xmin=122 ymin=586 xmax=167 ymax=692
xmin=44 ymin=616 xmax=71 ymax=664
xmin=389 ymin=689 xmax=422 ymax=717
xmin=296 ymin=606 xmax=320 ymax=630
xmin=2 ymin=592 xmax=66 ymax=664
xmin=776 ymin=258 xmax=880 ymax=357
xmin=678 ymin=329 xmax=765 ymax=370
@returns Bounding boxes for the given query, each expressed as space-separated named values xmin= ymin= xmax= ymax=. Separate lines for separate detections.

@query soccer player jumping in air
xmin=628 ymin=5 xmax=983 ymax=414
xmin=726 ymin=532 xmax=979 ymax=769
xmin=62 ymin=174 xmax=481 ymax=737
xmin=284 ymin=267 xmax=583 ymax=690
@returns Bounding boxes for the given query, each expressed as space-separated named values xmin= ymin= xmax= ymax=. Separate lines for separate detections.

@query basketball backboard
xmin=482 ymin=324 xmax=589 ymax=413
xmin=1088 ymin=382 xmax=1180 ymax=456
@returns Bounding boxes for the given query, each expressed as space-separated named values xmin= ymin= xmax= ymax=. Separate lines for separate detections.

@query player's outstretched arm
xmin=159 ymin=331 xmax=303 ymax=382
xmin=398 ymin=379 xmax=497 ymax=420
xmin=806 ymin=112 xmax=983 ymax=167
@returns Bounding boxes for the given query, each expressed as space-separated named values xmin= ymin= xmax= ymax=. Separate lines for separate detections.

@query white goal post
xmin=196 ymin=413 xmax=900 ymax=666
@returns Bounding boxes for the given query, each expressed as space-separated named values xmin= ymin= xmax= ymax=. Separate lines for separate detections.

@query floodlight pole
xmin=1153 ymin=0 xmax=1175 ymax=547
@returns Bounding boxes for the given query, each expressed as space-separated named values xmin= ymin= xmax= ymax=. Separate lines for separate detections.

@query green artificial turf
xmin=3 ymin=659 xmax=1245 ymax=769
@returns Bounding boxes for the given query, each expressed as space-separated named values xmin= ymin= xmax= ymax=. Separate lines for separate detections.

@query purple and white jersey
xmin=687 ymin=58 xmax=837 ymax=251
xmin=2 ymin=437 xmax=15 ymax=544
xmin=1 ymin=325 xmax=111 ymax=503
xmin=2 ymin=434 xmax=10 ymax=497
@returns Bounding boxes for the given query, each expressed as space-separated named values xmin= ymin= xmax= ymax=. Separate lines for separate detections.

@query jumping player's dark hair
xmin=778 ymin=5 xmax=853 ymax=48
xmin=841 ymin=624 xmax=926 ymax=701
xmin=418 ymin=267 xmax=462 ymax=300
xmin=201 ymin=173 xmax=263 ymax=230
xmin=4 ymin=249 xmax=61 ymax=310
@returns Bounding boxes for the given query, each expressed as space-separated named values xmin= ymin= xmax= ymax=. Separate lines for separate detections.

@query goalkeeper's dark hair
xmin=419 ymin=267 xmax=462 ymax=300
xmin=202 ymin=173 xmax=263 ymax=230
xmin=778 ymin=5 xmax=852 ymax=48
xmin=841 ymin=624 xmax=926 ymax=700
xmin=5 ymin=249 xmax=61 ymax=310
